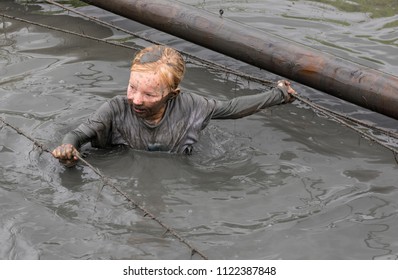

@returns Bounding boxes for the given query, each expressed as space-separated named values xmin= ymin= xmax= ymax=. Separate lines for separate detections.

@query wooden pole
xmin=82 ymin=0 xmax=398 ymax=120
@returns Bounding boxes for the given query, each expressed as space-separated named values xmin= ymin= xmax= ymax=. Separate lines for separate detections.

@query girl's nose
xmin=133 ymin=96 xmax=143 ymax=105
xmin=127 ymin=90 xmax=143 ymax=105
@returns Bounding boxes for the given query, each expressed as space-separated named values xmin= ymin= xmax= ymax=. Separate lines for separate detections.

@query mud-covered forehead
xmin=138 ymin=46 xmax=165 ymax=64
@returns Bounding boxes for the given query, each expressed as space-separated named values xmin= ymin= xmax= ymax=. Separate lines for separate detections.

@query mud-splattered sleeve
xmin=62 ymin=100 xmax=114 ymax=149
xmin=211 ymin=87 xmax=289 ymax=119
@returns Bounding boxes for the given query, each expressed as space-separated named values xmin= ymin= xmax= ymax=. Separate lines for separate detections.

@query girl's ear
xmin=168 ymin=88 xmax=181 ymax=99
xmin=172 ymin=88 xmax=181 ymax=95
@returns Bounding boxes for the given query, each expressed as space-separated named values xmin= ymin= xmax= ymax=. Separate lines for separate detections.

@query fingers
xmin=277 ymin=80 xmax=290 ymax=87
xmin=52 ymin=144 xmax=79 ymax=167
xmin=277 ymin=80 xmax=297 ymax=103
xmin=288 ymin=87 xmax=297 ymax=95
xmin=52 ymin=144 xmax=78 ymax=161
xmin=277 ymin=79 xmax=297 ymax=95
xmin=59 ymin=158 xmax=78 ymax=168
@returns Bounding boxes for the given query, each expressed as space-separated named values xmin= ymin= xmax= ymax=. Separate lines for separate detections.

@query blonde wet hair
xmin=131 ymin=45 xmax=186 ymax=92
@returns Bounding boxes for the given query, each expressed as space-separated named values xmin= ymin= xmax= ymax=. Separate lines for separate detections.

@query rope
xmin=311 ymin=105 xmax=398 ymax=139
xmin=43 ymin=0 xmax=274 ymax=86
xmin=0 ymin=116 xmax=209 ymax=260
xmin=0 ymin=13 xmax=140 ymax=51
xmin=295 ymin=95 xmax=398 ymax=157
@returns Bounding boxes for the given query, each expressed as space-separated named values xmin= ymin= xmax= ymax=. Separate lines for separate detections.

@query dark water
xmin=1 ymin=0 xmax=398 ymax=259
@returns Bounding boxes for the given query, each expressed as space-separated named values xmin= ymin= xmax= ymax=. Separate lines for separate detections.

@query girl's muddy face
xmin=127 ymin=71 xmax=170 ymax=124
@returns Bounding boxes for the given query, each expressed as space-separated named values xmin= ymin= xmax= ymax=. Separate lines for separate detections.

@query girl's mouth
xmin=132 ymin=105 xmax=147 ymax=115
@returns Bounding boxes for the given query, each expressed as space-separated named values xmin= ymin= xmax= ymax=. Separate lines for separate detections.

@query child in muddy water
xmin=52 ymin=44 xmax=296 ymax=166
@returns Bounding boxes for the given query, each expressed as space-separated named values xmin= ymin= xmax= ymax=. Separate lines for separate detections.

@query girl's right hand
xmin=52 ymin=143 xmax=79 ymax=167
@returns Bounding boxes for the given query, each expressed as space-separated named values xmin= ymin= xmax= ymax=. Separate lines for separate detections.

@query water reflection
xmin=309 ymin=0 xmax=398 ymax=18
xmin=181 ymin=0 xmax=398 ymax=74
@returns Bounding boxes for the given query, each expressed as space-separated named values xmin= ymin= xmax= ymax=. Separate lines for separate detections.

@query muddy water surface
xmin=1 ymin=0 xmax=398 ymax=259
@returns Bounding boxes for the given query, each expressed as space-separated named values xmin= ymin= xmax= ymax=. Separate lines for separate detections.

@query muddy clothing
xmin=62 ymin=88 xmax=290 ymax=154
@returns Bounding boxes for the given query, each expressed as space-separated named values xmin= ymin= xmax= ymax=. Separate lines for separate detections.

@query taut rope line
xmin=0 ymin=13 xmax=139 ymax=51
xmin=294 ymin=95 xmax=398 ymax=162
xmin=0 ymin=116 xmax=209 ymax=260
xmin=0 ymin=11 xmax=271 ymax=86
